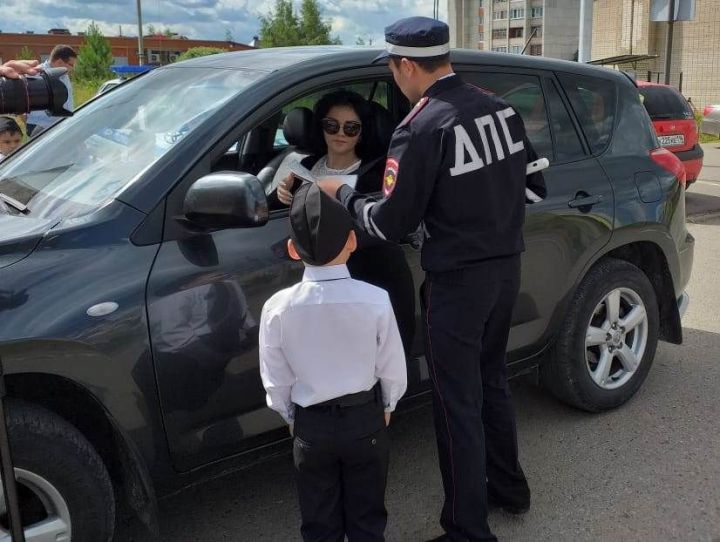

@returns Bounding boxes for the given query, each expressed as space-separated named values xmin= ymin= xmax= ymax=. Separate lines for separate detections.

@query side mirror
xmin=183 ymin=172 xmax=269 ymax=229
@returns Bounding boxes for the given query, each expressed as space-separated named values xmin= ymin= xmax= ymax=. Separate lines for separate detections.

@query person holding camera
xmin=26 ymin=45 xmax=77 ymax=136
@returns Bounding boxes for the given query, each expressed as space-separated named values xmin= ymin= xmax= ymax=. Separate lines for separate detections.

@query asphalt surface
xmin=131 ymin=144 xmax=720 ymax=542
xmin=687 ymin=142 xmax=720 ymax=219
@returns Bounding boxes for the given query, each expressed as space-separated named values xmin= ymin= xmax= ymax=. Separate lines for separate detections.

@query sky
xmin=1 ymin=0 xmax=448 ymax=48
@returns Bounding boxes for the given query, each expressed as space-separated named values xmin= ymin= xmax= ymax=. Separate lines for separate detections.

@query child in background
xmin=0 ymin=117 xmax=23 ymax=161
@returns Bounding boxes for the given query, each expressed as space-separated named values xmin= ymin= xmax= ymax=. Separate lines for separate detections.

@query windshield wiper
xmin=0 ymin=193 xmax=29 ymax=214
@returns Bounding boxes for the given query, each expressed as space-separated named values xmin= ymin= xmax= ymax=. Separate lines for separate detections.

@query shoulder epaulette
xmin=399 ymin=96 xmax=430 ymax=127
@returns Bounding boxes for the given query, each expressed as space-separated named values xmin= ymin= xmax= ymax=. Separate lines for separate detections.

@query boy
xmin=0 ymin=117 xmax=23 ymax=161
xmin=259 ymin=182 xmax=407 ymax=541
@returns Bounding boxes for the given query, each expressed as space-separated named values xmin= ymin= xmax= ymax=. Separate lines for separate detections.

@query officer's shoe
xmin=424 ymin=536 xmax=452 ymax=542
xmin=487 ymin=495 xmax=530 ymax=515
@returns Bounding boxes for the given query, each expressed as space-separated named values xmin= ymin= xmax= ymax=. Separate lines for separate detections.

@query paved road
xmin=687 ymin=142 xmax=720 ymax=219
xmin=142 ymin=184 xmax=720 ymax=540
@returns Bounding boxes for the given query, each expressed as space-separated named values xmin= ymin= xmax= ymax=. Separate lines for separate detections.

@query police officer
xmin=318 ymin=16 xmax=546 ymax=542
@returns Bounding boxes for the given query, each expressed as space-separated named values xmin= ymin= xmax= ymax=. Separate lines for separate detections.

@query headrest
xmin=283 ymin=107 xmax=314 ymax=151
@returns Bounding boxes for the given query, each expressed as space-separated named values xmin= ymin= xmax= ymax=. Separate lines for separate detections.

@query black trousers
xmin=293 ymin=400 xmax=389 ymax=542
xmin=421 ymin=258 xmax=530 ymax=542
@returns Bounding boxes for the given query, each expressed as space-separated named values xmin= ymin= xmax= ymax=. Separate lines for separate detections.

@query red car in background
xmin=638 ymin=81 xmax=703 ymax=186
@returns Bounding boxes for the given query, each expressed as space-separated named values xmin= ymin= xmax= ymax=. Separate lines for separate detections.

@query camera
xmin=0 ymin=67 xmax=71 ymax=116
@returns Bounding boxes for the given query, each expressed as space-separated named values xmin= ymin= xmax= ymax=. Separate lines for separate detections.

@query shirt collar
xmin=424 ymin=72 xmax=463 ymax=99
xmin=302 ymin=264 xmax=351 ymax=282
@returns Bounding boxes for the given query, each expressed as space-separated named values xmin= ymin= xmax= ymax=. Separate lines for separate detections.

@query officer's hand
xmin=0 ymin=60 xmax=40 ymax=79
xmin=384 ymin=412 xmax=391 ymax=426
xmin=288 ymin=423 xmax=294 ymax=437
xmin=277 ymin=174 xmax=295 ymax=206
xmin=317 ymin=178 xmax=344 ymax=199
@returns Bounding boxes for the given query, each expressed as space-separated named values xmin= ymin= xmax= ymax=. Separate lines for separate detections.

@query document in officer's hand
xmin=525 ymin=157 xmax=549 ymax=204
xmin=289 ymin=163 xmax=358 ymax=189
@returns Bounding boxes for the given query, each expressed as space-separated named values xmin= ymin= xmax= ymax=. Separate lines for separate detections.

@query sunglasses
xmin=321 ymin=118 xmax=362 ymax=137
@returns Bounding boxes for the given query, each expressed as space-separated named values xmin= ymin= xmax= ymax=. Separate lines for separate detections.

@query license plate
xmin=658 ymin=134 xmax=685 ymax=147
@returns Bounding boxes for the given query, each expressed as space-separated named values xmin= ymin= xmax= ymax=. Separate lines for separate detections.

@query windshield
xmin=0 ymin=66 xmax=262 ymax=220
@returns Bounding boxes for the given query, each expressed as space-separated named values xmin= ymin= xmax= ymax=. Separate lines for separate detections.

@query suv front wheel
xmin=541 ymin=258 xmax=660 ymax=412
xmin=1 ymin=400 xmax=116 ymax=541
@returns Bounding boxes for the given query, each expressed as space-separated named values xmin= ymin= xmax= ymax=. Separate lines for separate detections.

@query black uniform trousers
xmin=293 ymin=397 xmax=389 ymax=542
xmin=421 ymin=257 xmax=530 ymax=541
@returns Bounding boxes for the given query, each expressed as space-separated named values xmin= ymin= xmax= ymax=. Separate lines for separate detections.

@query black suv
xmin=0 ymin=48 xmax=693 ymax=540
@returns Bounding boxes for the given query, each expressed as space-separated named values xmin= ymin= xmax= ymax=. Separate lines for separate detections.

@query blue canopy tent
xmin=110 ymin=65 xmax=157 ymax=78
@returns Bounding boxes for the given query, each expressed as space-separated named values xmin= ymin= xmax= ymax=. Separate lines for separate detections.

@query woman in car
xmin=278 ymin=90 xmax=416 ymax=355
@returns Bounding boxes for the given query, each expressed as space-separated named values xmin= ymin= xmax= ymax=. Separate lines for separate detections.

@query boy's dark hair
xmin=0 ymin=117 xmax=22 ymax=136
xmin=390 ymin=53 xmax=451 ymax=73
xmin=50 ymin=45 xmax=77 ymax=63
xmin=311 ymin=90 xmax=377 ymax=159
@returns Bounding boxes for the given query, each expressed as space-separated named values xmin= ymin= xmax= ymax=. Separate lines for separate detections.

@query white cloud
xmin=1 ymin=0 xmax=448 ymax=46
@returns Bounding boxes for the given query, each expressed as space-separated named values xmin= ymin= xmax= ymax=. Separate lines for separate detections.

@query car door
xmin=458 ymin=67 xmax=615 ymax=362
xmin=145 ymin=75 xmax=412 ymax=472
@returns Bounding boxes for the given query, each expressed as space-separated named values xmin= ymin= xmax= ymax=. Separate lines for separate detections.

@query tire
xmin=0 ymin=400 xmax=116 ymax=542
xmin=541 ymin=258 xmax=660 ymax=412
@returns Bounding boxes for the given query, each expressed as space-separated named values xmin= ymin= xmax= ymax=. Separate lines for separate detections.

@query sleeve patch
xmin=383 ymin=158 xmax=399 ymax=197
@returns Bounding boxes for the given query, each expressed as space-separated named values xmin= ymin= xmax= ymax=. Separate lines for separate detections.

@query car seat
xmin=258 ymin=107 xmax=314 ymax=195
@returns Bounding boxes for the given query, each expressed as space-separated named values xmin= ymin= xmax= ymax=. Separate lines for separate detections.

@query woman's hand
xmin=277 ymin=173 xmax=295 ymax=206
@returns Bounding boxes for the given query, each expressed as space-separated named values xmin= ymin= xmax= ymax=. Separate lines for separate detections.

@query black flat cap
xmin=374 ymin=16 xmax=450 ymax=62
xmin=289 ymin=182 xmax=353 ymax=266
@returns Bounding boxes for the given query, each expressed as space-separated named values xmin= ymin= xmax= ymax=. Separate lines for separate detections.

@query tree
xmin=175 ymin=47 xmax=227 ymax=62
xmin=225 ymin=28 xmax=234 ymax=42
xmin=17 ymin=46 xmax=36 ymax=61
xmin=74 ymin=22 xmax=114 ymax=81
xmin=260 ymin=0 xmax=300 ymax=47
xmin=260 ymin=0 xmax=341 ymax=47
xmin=299 ymin=0 xmax=335 ymax=45
xmin=146 ymin=24 xmax=157 ymax=36
xmin=355 ymin=36 xmax=365 ymax=46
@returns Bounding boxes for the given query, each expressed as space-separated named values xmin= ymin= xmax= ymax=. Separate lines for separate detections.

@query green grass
xmin=73 ymin=80 xmax=103 ymax=108
xmin=696 ymin=113 xmax=720 ymax=144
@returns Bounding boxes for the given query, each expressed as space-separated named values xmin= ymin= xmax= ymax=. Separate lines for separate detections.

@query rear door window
xmin=558 ymin=74 xmax=617 ymax=155
xmin=461 ymin=72 xmax=553 ymax=162
xmin=544 ymin=79 xmax=585 ymax=162
xmin=638 ymin=86 xmax=694 ymax=120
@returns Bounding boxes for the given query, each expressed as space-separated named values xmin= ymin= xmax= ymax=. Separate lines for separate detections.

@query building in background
xmin=590 ymin=0 xmax=719 ymax=110
xmin=0 ymin=30 xmax=253 ymax=66
xmin=448 ymin=0 xmax=580 ymax=60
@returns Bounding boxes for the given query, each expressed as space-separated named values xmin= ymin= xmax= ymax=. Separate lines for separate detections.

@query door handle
xmin=568 ymin=193 xmax=603 ymax=209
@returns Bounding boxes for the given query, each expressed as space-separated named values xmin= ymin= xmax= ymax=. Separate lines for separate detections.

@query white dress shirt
xmin=259 ymin=264 xmax=407 ymax=424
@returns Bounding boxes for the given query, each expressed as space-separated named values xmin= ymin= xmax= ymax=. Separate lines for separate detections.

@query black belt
xmin=302 ymin=384 xmax=380 ymax=411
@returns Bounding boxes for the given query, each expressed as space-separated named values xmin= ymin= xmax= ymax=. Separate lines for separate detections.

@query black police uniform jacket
xmin=337 ymin=74 xmax=547 ymax=274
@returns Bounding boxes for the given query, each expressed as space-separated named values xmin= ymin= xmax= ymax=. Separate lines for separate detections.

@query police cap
xmin=289 ymin=182 xmax=354 ymax=266
xmin=374 ymin=16 xmax=450 ymax=62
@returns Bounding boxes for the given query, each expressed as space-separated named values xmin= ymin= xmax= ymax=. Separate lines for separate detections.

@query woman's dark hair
xmin=311 ymin=90 xmax=377 ymax=159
